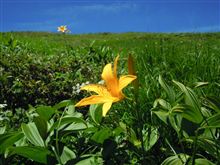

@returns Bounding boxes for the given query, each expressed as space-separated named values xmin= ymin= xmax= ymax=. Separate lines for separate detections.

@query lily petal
xmin=75 ymin=95 xmax=111 ymax=107
xmin=101 ymin=63 xmax=119 ymax=97
xmin=102 ymin=102 xmax=113 ymax=116
xmin=101 ymin=63 xmax=113 ymax=82
xmin=119 ymin=75 xmax=137 ymax=91
xmin=75 ymin=95 xmax=116 ymax=107
xmin=81 ymin=84 xmax=110 ymax=96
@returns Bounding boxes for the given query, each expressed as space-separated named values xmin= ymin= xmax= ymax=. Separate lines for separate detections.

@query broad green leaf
xmin=173 ymin=81 xmax=203 ymax=123
xmin=113 ymin=126 xmax=124 ymax=136
xmin=152 ymin=108 xmax=169 ymax=124
xmin=91 ymin=128 xmax=112 ymax=144
xmin=66 ymin=104 xmax=76 ymax=116
xmin=50 ymin=117 xmax=87 ymax=132
xmin=0 ymin=132 xmax=24 ymax=153
xmin=161 ymin=154 xmax=190 ymax=165
xmin=172 ymin=104 xmax=202 ymax=124
xmin=15 ymin=136 xmax=27 ymax=147
xmin=53 ymin=100 xmax=73 ymax=110
xmin=64 ymin=122 xmax=87 ymax=131
xmin=21 ymin=123 xmax=45 ymax=147
xmin=195 ymin=158 xmax=215 ymax=165
xmin=84 ymin=127 xmax=99 ymax=134
xmin=153 ymin=98 xmax=171 ymax=110
xmin=159 ymin=75 xmax=175 ymax=103
xmin=60 ymin=146 xmax=76 ymax=164
xmin=75 ymin=156 xmax=103 ymax=165
xmin=36 ymin=106 xmax=56 ymax=121
xmin=34 ymin=116 xmax=48 ymax=140
xmin=89 ymin=104 xmax=102 ymax=125
xmin=142 ymin=126 xmax=159 ymax=151
xmin=9 ymin=146 xmax=51 ymax=164
xmin=0 ymin=126 xmax=6 ymax=134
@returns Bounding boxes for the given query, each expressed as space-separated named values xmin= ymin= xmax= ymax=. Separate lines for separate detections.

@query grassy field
xmin=0 ymin=32 xmax=220 ymax=164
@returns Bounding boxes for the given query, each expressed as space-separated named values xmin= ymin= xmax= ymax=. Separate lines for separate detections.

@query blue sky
xmin=1 ymin=0 xmax=219 ymax=33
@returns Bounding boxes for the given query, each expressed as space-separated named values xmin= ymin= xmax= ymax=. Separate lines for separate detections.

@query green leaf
xmin=89 ymin=104 xmax=102 ymax=125
xmin=0 ymin=132 xmax=24 ymax=153
xmin=193 ymin=82 xmax=209 ymax=88
xmin=168 ymin=115 xmax=182 ymax=133
xmin=201 ymin=113 xmax=220 ymax=129
xmin=203 ymin=96 xmax=220 ymax=113
xmin=0 ymin=126 xmax=6 ymax=134
xmin=9 ymin=146 xmax=51 ymax=164
xmin=60 ymin=146 xmax=76 ymax=164
xmin=21 ymin=123 xmax=45 ymax=147
xmin=142 ymin=126 xmax=159 ymax=151
xmin=75 ymin=156 xmax=103 ymax=165
xmin=50 ymin=117 xmax=87 ymax=132
xmin=91 ymin=128 xmax=112 ymax=144
xmin=113 ymin=126 xmax=124 ymax=136
xmin=66 ymin=104 xmax=76 ymax=116
xmin=197 ymin=137 xmax=220 ymax=160
xmin=161 ymin=154 xmax=190 ymax=165
xmin=36 ymin=106 xmax=56 ymax=121
xmin=127 ymin=127 xmax=141 ymax=147
xmin=172 ymin=104 xmax=202 ymax=124
xmin=33 ymin=116 xmax=48 ymax=140
xmin=195 ymin=158 xmax=215 ymax=165
xmin=159 ymin=75 xmax=175 ymax=103
xmin=64 ymin=122 xmax=88 ymax=131
xmin=152 ymin=108 xmax=169 ymax=124
xmin=53 ymin=100 xmax=73 ymax=110
xmin=153 ymin=98 xmax=171 ymax=110
xmin=173 ymin=81 xmax=203 ymax=123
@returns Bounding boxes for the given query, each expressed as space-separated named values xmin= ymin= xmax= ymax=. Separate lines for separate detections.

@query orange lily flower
xmin=75 ymin=56 xmax=137 ymax=116
xmin=57 ymin=25 xmax=67 ymax=33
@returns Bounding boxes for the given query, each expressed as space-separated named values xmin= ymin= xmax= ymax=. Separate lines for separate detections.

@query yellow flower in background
xmin=57 ymin=25 xmax=67 ymax=33
xmin=75 ymin=55 xmax=137 ymax=116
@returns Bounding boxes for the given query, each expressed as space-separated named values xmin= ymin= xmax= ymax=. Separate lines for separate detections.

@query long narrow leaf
xmin=159 ymin=75 xmax=175 ymax=103
xmin=172 ymin=104 xmax=202 ymax=124
xmin=173 ymin=81 xmax=203 ymax=123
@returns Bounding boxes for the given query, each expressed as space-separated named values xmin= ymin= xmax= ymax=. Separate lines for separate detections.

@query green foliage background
xmin=0 ymin=32 xmax=220 ymax=164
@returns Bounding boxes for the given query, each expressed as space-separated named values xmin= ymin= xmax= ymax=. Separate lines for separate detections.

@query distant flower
xmin=75 ymin=55 xmax=137 ymax=116
xmin=72 ymin=82 xmax=90 ymax=95
xmin=0 ymin=104 xmax=7 ymax=108
xmin=57 ymin=25 xmax=68 ymax=33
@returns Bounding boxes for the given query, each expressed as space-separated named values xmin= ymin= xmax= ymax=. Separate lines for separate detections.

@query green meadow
xmin=0 ymin=32 xmax=220 ymax=164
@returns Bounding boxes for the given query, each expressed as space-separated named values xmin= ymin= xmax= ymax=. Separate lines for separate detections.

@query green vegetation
xmin=0 ymin=32 xmax=220 ymax=164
